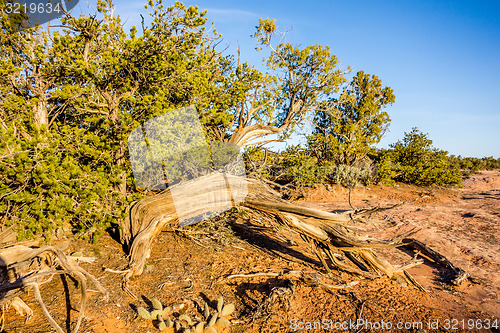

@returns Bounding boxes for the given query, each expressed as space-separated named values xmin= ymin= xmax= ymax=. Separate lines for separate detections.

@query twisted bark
xmin=119 ymin=173 xmax=466 ymax=295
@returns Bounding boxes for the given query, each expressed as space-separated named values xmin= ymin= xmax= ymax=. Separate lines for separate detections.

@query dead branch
xmin=224 ymin=270 xmax=359 ymax=292
xmin=401 ymin=238 xmax=469 ymax=285
xmin=0 ymin=243 xmax=108 ymax=333
xmin=119 ymin=173 xmax=463 ymax=295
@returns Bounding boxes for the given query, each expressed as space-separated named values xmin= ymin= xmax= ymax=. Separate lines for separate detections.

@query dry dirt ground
xmin=2 ymin=170 xmax=499 ymax=332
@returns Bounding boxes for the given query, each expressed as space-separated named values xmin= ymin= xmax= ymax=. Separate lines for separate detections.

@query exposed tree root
xmin=0 ymin=242 xmax=108 ymax=333
xmin=119 ymin=173 xmax=465 ymax=295
xmin=400 ymin=238 xmax=469 ymax=285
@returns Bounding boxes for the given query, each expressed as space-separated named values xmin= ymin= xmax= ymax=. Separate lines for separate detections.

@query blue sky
xmin=76 ymin=0 xmax=499 ymax=157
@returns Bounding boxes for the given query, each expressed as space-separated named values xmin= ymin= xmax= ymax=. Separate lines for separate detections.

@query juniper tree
xmin=0 ymin=0 xmax=226 ymax=240
xmin=389 ymin=127 xmax=461 ymax=185
xmin=200 ymin=18 xmax=347 ymax=147
xmin=309 ymin=71 xmax=395 ymax=165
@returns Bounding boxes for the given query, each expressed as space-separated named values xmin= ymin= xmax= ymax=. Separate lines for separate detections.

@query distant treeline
xmin=245 ymin=127 xmax=499 ymax=189
xmin=448 ymin=155 xmax=500 ymax=174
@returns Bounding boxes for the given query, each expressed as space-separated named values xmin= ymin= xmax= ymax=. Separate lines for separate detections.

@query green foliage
xmin=374 ymin=150 xmax=396 ymax=185
xmin=0 ymin=0 xmax=220 ymax=241
xmin=0 ymin=124 xmax=126 ymax=241
xmin=260 ymin=145 xmax=377 ymax=188
xmin=372 ymin=136 xmax=498 ymax=187
xmin=310 ymin=71 xmax=394 ymax=166
xmin=209 ymin=19 xmax=347 ymax=147
xmin=277 ymin=145 xmax=325 ymax=187
xmin=325 ymin=160 xmax=377 ymax=186
xmin=253 ymin=18 xmax=277 ymax=47
xmin=449 ymin=155 xmax=500 ymax=173
xmin=388 ymin=128 xmax=462 ymax=186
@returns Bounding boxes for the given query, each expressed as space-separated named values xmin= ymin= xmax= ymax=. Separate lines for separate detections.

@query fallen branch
xmin=401 ymin=238 xmax=469 ymax=285
xmin=0 ymin=243 xmax=108 ymax=333
xmin=119 ymin=173 xmax=462 ymax=294
xmin=224 ymin=270 xmax=360 ymax=292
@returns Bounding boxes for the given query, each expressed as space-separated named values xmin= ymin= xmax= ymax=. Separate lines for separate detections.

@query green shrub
xmin=375 ymin=152 xmax=396 ymax=185
xmin=279 ymin=145 xmax=325 ymax=187
xmin=269 ymin=146 xmax=377 ymax=188
xmin=454 ymin=156 xmax=500 ymax=173
xmin=389 ymin=128 xmax=461 ymax=186
xmin=0 ymin=124 xmax=127 ymax=242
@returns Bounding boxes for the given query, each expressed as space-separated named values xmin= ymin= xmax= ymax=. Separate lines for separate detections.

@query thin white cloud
xmin=204 ymin=8 xmax=259 ymax=21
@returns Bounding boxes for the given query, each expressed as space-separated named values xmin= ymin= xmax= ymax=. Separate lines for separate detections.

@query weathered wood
xmin=0 ymin=243 xmax=108 ymax=333
xmin=244 ymin=199 xmax=351 ymax=222
xmin=119 ymin=173 xmax=463 ymax=294
xmin=401 ymin=238 xmax=469 ymax=285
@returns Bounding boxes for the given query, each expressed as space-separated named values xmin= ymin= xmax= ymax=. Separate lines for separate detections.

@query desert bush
xmin=483 ymin=156 xmax=500 ymax=170
xmin=374 ymin=151 xmax=397 ymax=185
xmin=326 ymin=164 xmax=375 ymax=186
xmin=268 ymin=146 xmax=377 ymax=188
xmin=324 ymin=157 xmax=377 ymax=186
xmin=454 ymin=156 xmax=500 ymax=173
xmin=243 ymin=145 xmax=278 ymax=179
xmin=389 ymin=128 xmax=462 ymax=186
xmin=278 ymin=145 xmax=325 ymax=187
xmin=0 ymin=124 xmax=128 ymax=242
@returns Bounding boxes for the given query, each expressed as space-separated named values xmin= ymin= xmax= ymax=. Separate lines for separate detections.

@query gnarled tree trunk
xmin=119 ymin=173 xmax=466 ymax=295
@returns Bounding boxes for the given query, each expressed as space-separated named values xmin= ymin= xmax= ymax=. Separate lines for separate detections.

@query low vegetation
xmin=246 ymin=127 xmax=499 ymax=191
xmin=0 ymin=0 xmax=498 ymax=242
xmin=2 ymin=2 xmax=496 ymax=332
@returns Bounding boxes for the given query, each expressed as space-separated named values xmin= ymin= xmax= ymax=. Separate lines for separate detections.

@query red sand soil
xmin=2 ymin=170 xmax=499 ymax=332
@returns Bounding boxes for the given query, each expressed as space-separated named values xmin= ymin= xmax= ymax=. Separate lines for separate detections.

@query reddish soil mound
xmin=3 ymin=171 xmax=499 ymax=332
